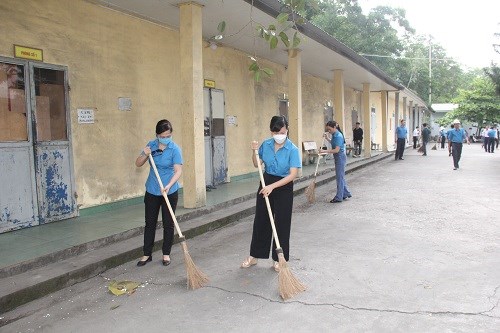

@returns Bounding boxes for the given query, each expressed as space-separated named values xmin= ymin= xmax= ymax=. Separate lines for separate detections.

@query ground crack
xmin=206 ymin=285 xmax=500 ymax=319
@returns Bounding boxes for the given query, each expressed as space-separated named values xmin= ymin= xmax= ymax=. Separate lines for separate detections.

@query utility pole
xmin=428 ymin=35 xmax=432 ymax=105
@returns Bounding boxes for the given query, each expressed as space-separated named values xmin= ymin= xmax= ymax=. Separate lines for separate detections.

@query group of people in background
xmin=481 ymin=125 xmax=499 ymax=153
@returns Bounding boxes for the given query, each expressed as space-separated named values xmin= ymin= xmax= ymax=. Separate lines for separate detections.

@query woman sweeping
xmin=135 ymin=119 xmax=183 ymax=267
xmin=240 ymin=116 xmax=301 ymax=271
xmin=321 ymin=120 xmax=352 ymax=203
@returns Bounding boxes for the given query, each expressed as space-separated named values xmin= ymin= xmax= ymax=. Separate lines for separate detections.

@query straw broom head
xmin=305 ymin=178 xmax=316 ymax=203
xmin=276 ymin=251 xmax=306 ymax=300
xmin=180 ymin=239 xmax=209 ymax=290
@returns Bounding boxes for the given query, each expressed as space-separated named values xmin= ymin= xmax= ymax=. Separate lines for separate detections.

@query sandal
xmin=273 ymin=261 xmax=280 ymax=272
xmin=240 ymin=257 xmax=257 ymax=268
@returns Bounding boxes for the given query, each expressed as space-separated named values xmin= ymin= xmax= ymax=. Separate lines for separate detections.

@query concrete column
xmin=333 ymin=70 xmax=345 ymax=130
xmin=179 ymin=2 xmax=206 ymax=208
xmin=408 ymin=100 xmax=414 ymax=133
xmin=402 ymin=96 xmax=407 ymax=123
xmin=381 ymin=91 xmax=388 ymax=152
xmin=288 ymin=49 xmax=303 ymax=172
xmin=362 ymin=83 xmax=371 ymax=157
xmin=394 ymin=92 xmax=400 ymax=132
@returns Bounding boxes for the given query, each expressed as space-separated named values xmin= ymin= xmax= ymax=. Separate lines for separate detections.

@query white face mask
xmin=273 ymin=134 xmax=287 ymax=144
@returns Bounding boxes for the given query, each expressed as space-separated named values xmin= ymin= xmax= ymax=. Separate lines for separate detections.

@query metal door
xmin=203 ymin=88 xmax=227 ymax=187
xmin=370 ymin=107 xmax=377 ymax=143
xmin=0 ymin=59 xmax=76 ymax=233
xmin=0 ymin=59 xmax=38 ymax=232
xmin=30 ymin=64 xmax=76 ymax=224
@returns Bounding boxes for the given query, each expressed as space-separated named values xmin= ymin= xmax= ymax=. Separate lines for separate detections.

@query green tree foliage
xmin=309 ymin=0 xmax=472 ymax=104
xmin=438 ymin=76 xmax=500 ymax=125
xmin=484 ymin=63 xmax=500 ymax=95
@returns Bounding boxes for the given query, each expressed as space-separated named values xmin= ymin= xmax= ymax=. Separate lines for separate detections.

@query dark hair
xmin=270 ymin=115 xmax=288 ymax=132
xmin=355 ymin=122 xmax=360 ymax=125
xmin=326 ymin=120 xmax=345 ymax=144
xmin=156 ymin=119 xmax=173 ymax=134
xmin=423 ymin=123 xmax=427 ymax=127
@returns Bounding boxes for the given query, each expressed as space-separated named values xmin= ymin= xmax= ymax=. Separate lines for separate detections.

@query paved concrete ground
xmin=2 ymin=144 xmax=499 ymax=332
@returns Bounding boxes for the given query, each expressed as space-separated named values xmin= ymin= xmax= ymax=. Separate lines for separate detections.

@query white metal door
xmin=0 ymin=58 xmax=38 ymax=232
xmin=203 ymin=88 xmax=227 ymax=187
xmin=30 ymin=63 xmax=76 ymax=224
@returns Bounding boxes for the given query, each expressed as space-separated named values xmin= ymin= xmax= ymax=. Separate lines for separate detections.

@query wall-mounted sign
xmin=77 ymin=108 xmax=95 ymax=124
xmin=118 ymin=97 xmax=132 ymax=111
xmin=227 ymin=115 xmax=237 ymax=126
xmin=14 ymin=45 xmax=43 ymax=61
xmin=204 ymin=79 xmax=215 ymax=88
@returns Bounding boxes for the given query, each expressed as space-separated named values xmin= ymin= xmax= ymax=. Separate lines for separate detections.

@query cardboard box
xmin=36 ymin=96 xmax=51 ymax=141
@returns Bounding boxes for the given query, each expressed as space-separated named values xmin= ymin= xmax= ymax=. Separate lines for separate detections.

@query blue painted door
xmin=31 ymin=64 xmax=76 ymax=224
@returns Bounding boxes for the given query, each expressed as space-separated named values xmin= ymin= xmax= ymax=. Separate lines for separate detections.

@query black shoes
xmin=162 ymin=259 xmax=171 ymax=266
xmin=330 ymin=198 xmax=342 ymax=203
xmin=137 ymin=256 xmax=152 ymax=266
xmin=399 ymin=158 xmax=404 ymax=160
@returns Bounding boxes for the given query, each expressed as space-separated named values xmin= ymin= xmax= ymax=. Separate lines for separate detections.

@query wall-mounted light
xmin=209 ymin=41 xmax=218 ymax=50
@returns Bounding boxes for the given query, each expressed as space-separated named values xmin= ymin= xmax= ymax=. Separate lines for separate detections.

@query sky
xmin=357 ymin=0 xmax=500 ymax=69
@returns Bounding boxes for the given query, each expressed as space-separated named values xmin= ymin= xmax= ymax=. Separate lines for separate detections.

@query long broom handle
xmin=313 ymin=137 xmax=327 ymax=177
xmin=148 ymin=155 xmax=184 ymax=239
xmin=254 ymin=149 xmax=282 ymax=250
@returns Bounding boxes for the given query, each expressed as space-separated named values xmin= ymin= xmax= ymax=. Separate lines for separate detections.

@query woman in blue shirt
xmin=135 ymin=119 xmax=183 ymax=267
xmin=322 ymin=120 xmax=352 ymax=203
xmin=241 ymin=116 xmax=301 ymax=272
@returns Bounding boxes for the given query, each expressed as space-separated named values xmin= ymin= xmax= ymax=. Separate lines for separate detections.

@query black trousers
xmin=395 ymin=138 xmax=406 ymax=159
xmin=440 ymin=136 xmax=446 ymax=149
xmin=250 ymin=173 xmax=293 ymax=262
xmin=354 ymin=140 xmax=362 ymax=155
xmin=143 ymin=191 xmax=178 ymax=257
xmin=413 ymin=137 xmax=418 ymax=149
xmin=484 ymin=137 xmax=489 ymax=152
xmin=488 ymin=138 xmax=495 ymax=153
xmin=451 ymin=142 xmax=463 ymax=168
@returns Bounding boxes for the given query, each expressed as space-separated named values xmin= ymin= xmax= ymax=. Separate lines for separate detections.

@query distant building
xmin=430 ymin=103 xmax=478 ymax=137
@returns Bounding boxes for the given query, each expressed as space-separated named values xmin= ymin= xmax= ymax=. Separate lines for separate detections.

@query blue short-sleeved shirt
xmin=488 ymin=129 xmax=496 ymax=138
xmin=330 ymin=131 xmax=345 ymax=153
xmin=144 ymin=139 xmax=183 ymax=195
xmin=396 ymin=126 xmax=408 ymax=139
xmin=448 ymin=128 xmax=466 ymax=143
xmin=258 ymin=138 xmax=301 ymax=177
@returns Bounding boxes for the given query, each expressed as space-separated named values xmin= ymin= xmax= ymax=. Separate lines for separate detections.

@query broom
xmin=254 ymin=149 xmax=306 ymax=300
xmin=305 ymin=138 xmax=326 ymax=203
xmin=148 ymin=155 xmax=209 ymax=290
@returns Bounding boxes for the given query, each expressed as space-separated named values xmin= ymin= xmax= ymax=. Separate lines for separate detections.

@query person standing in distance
xmin=321 ymin=120 xmax=352 ymax=203
xmin=448 ymin=119 xmax=470 ymax=170
xmin=394 ymin=119 xmax=408 ymax=160
xmin=412 ymin=126 xmax=420 ymax=149
xmin=421 ymin=123 xmax=431 ymax=156
xmin=241 ymin=116 xmax=301 ymax=272
xmin=352 ymin=122 xmax=363 ymax=157
xmin=135 ymin=119 xmax=183 ymax=267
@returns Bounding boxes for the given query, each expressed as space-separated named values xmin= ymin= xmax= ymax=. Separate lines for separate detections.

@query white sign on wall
xmin=227 ymin=115 xmax=237 ymax=126
xmin=118 ymin=97 xmax=132 ymax=111
xmin=77 ymin=108 xmax=95 ymax=124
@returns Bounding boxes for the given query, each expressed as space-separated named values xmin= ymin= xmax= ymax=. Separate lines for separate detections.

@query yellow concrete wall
xmin=0 ymin=0 xmax=181 ymax=208
xmin=302 ymin=74 xmax=333 ymax=146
